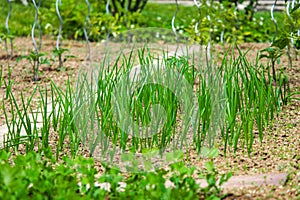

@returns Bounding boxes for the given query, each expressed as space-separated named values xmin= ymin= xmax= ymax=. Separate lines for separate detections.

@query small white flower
xmin=101 ymin=26 xmax=106 ymax=30
xmin=146 ymin=184 xmax=150 ymax=190
xmin=96 ymin=182 xmax=111 ymax=192
xmin=253 ymin=17 xmax=256 ymax=21
xmin=192 ymin=18 xmax=196 ymax=23
xmin=260 ymin=17 xmax=264 ymax=21
xmin=156 ymin=32 xmax=160 ymax=38
xmin=162 ymin=35 xmax=166 ymax=39
xmin=27 ymin=183 xmax=34 ymax=189
xmin=259 ymin=21 xmax=263 ymax=26
xmin=146 ymin=184 xmax=155 ymax=189
xmin=165 ymin=180 xmax=175 ymax=188
xmin=157 ymin=16 xmax=161 ymax=21
xmin=179 ymin=30 xmax=183 ymax=34
xmin=21 ymin=0 xmax=28 ymax=6
xmin=130 ymin=24 xmax=135 ymax=29
xmin=117 ymin=182 xmax=126 ymax=192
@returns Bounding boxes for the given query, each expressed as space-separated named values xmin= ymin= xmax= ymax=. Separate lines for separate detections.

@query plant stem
xmin=272 ymin=59 xmax=276 ymax=84
xmin=287 ymin=45 xmax=293 ymax=68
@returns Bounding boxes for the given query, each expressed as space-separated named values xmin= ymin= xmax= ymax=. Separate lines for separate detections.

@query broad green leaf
xmin=205 ymin=161 xmax=215 ymax=173
xmin=271 ymin=37 xmax=289 ymax=49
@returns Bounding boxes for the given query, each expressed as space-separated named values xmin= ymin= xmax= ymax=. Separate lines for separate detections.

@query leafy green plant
xmin=51 ymin=48 xmax=76 ymax=69
xmin=259 ymin=46 xmax=284 ymax=83
xmin=273 ymin=0 xmax=300 ymax=67
xmin=0 ymin=150 xmax=232 ymax=199
xmin=0 ymin=1 xmax=285 ymax=43
xmin=81 ymin=13 xmax=121 ymax=40
xmin=199 ymin=161 xmax=232 ymax=199
xmin=0 ymin=33 xmax=14 ymax=58
xmin=0 ymin=151 xmax=82 ymax=199
xmin=17 ymin=51 xmax=50 ymax=81
xmin=185 ymin=1 xmax=281 ymax=44
xmin=43 ymin=0 xmax=88 ymax=37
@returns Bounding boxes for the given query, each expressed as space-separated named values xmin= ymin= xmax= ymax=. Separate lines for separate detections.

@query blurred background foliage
xmin=0 ymin=0 xmax=293 ymax=43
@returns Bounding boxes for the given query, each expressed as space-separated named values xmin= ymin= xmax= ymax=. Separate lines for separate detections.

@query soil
xmin=0 ymin=37 xmax=299 ymax=199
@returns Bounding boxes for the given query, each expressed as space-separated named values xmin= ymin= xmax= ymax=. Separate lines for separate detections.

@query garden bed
xmin=0 ymin=37 xmax=299 ymax=199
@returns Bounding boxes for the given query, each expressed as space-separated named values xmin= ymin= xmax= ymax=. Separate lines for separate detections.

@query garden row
xmin=0 ymin=0 xmax=299 ymax=199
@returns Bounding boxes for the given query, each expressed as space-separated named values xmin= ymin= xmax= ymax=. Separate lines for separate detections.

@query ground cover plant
xmin=0 ymin=0 xmax=300 ymax=199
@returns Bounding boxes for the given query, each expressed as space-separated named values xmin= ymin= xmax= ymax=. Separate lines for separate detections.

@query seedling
xmin=24 ymin=0 xmax=45 ymax=82
xmin=259 ymin=47 xmax=283 ymax=83
xmin=0 ymin=33 xmax=14 ymax=59
xmin=17 ymin=51 xmax=50 ymax=81
xmin=52 ymin=47 xmax=76 ymax=69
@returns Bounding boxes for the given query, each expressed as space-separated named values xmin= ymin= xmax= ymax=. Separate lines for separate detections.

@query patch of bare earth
xmin=0 ymin=37 xmax=299 ymax=199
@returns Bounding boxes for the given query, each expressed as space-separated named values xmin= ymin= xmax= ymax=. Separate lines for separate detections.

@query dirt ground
xmin=0 ymin=37 xmax=299 ymax=199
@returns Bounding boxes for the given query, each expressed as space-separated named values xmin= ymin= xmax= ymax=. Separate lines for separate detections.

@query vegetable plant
xmin=51 ymin=47 xmax=75 ymax=70
xmin=259 ymin=46 xmax=284 ymax=83
xmin=0 ymin=150 xmax=232 ymax=199
xmin=265 ymin=0 xmax=300 ymax=69
xmin=17 ymin=50 xmax=49 ymax=81
xmin=5 ymin=45 xmax=294 ymax=160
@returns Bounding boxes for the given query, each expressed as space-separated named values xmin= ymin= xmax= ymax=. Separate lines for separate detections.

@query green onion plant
xmin=1 ymin=45 xmax=294 ymax=160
